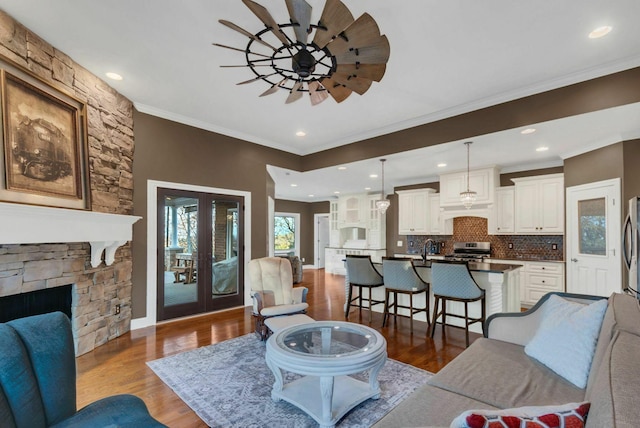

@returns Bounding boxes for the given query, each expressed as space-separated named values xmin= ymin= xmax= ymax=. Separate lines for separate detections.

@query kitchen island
xmin=345 ymin=260 xmax=523 ymax=334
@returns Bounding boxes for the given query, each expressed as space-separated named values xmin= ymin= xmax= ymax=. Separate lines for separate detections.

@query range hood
xmin=0 ymin=202 xmax=141 ymax=267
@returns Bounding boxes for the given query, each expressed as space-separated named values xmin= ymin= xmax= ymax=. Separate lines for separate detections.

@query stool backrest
xmin=431 ymin=261 xmax=482 ymax=299
xmin=345 ymin=255 xmax=383 ymax=286
xmin=382 ymin=258 xmax=428 ymax=292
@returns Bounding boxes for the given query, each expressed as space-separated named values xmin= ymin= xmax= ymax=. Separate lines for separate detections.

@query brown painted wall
xmin=564 ymin=143 xmax=624 ymax=188
xmin=132 ymin=111 xmax=300 ymax=318
xmin=301 ymin=67 xmax=640 ymax=171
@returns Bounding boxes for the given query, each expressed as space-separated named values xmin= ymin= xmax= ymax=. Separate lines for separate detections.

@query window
xmin=274 ymin=213 xmax=299 ymax=256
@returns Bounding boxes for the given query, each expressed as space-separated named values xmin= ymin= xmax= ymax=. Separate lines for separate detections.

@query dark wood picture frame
xmin=0 ymin=56 xmax=90 ymax=210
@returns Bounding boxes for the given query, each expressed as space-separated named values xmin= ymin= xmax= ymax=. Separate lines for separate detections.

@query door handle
xmin=571 ymin=258 xmax=578 ymax=262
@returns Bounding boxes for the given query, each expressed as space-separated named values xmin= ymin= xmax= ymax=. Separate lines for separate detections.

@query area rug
xmin=147 ymin=333 xmax=432 ymax=427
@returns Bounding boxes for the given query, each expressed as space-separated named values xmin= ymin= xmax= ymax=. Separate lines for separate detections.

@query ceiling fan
xmin=214 ymin=0 xmax=390 ymax=105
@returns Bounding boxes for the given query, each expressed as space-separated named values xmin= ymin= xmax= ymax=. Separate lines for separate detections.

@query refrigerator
xmin=623 ymin=196 xmax=639 ymax=298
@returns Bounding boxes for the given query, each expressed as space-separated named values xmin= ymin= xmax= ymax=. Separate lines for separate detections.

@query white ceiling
xmin=3 ymin=1 xmax=640 ymax=202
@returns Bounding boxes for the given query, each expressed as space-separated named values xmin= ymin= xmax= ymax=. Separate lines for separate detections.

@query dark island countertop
xmin=411 ymin=261 xmax=523 ymax=274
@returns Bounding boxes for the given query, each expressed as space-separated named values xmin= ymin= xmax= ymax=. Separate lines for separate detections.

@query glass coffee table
xmin=265 ymin=321 xmax=387 ymax=428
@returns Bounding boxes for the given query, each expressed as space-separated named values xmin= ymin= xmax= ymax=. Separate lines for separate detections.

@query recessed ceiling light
xmin=334 ymin=191 xmax=340 ymax=194
xmin=337 ymin=166 xmax=347 ymax=170
xmin=589 ymin=26 xmax=612 ymax=39
xmin=437 ymin=163 xmax=447 ymax=168
xmin=290 ymin=183 xmax=298 ymax=187
xmin=521 ymin=128 xmax=536 ymax=135
xmin=536 ymin=146 xmax=549 ymax=152
xmin=364 ymin=187 xmax=371 ymax=191
xmin=369 ymin=174 xmax=378 ymax=178
xmin=308 ymin=194 xmax=314 ymax=197
xmin=296 ymin=131 xmax=306 ymax=137
xmin=105 ymin=72 xmax=123 ymax=81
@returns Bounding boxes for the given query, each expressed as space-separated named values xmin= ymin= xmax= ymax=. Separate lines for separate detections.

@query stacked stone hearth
xmin=0 ymin=12 xmax=135 ymax=355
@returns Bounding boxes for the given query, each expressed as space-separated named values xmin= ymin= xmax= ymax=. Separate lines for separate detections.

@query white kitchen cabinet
xmin=324 ymin=248 xmax=386 ymax=275
xmin=439 ymin=167 xmax=499 ymax=208
xmin=513 ymin=174 xmax=564 ymax=234
xmin=338 ymin=194 xmax=367 ymax=227
xmin=396 ymin=189 xmax=435 ymax=235
xmin=493 ymin=187 xmax=515 ymax=234
xmin=329 ymin=200 xmax=340 ymax=247
xmin=428 ymin=193 xmax=442 ymax=234
xmin=488 ymin=259 xmax=565 ymax=307
xmin=522 ymin=261 xmax=565 ymax=306
xmin=366 ymin=194 xmax=386 ymax=249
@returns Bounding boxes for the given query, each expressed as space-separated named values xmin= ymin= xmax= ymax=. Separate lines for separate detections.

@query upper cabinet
xmin=512 ymin=174 xmax=564 ymax=234
xmin=329 ymin=200 xmax=340 ymax=247
xmin=338 ymin=194 xmax=366 ymax=227
xmin=439 ymin=167 xmax=500 ymax=208
xmin=397 ymin=189 xmax=435 ymax=235
xmin=428 ymin=193 xmax=442 ymax=234
xmin=493 ymin=186 xmax=515 ymax=234
xmin=367 ymin=194 xmax=386 ymax=249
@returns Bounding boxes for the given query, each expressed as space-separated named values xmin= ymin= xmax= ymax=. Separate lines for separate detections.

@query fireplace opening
xmin=0 ymin=284 xmax=72 ymax=323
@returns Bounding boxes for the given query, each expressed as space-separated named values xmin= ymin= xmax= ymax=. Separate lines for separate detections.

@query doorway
xmin=314 ymin=213 xmax=330 ymax=268
xmin=157 ymin=187 xmax=244 ymax=321
xmin=566 ymin=178 xmax=621 ymax=296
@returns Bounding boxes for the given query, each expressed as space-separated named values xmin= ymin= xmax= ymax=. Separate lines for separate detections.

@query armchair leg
xmin=345 ymin=284 xmax=354 ymax=318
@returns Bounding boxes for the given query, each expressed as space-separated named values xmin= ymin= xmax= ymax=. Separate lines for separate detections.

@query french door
xmin=566 ymin=178 xmax=621 ymax=297
xmin=157 ymin=187 xmax=244 ymax=321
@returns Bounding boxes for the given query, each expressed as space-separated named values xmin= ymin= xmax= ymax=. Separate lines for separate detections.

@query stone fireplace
xmin=0 ymin=203 xmax=140 ymax=355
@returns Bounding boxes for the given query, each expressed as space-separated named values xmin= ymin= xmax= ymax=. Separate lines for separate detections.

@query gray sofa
xmin=374 ymin=291 xmax=640 ymax=427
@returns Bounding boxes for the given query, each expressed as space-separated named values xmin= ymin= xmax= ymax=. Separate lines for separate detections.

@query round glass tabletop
xmin=275 ymin=321 xmax=379 ymax=358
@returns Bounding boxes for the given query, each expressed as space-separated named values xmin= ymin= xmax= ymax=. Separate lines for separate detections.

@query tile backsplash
xmin=405 ymin=217 xmax=564 ymax=261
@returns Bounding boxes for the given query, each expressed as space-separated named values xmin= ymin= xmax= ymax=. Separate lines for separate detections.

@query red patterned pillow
xmin=451 ymin=402 xmax=590 ymax=428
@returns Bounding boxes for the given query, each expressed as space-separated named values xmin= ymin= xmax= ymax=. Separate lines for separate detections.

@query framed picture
xmin=0 ymin=56 xmax=90 ymax=210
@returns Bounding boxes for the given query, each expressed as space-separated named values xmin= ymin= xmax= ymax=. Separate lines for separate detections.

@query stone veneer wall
xmin=0 ymin=12 xmax=135 ymax=355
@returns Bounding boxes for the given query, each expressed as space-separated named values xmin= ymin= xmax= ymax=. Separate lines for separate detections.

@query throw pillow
xmin=524 ymin=295 xmax=608 ymax=388
xmin=450 ymin=402 xmax=590 ymax=428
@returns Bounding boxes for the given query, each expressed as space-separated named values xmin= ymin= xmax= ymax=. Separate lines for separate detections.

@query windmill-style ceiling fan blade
xmin=219 ymin=19 xmax=277 ymax=51
xmin=330 ymin=72 xmax=373 ymax=95
xmin=236 ymin=72 xmax=277 ymax=85
xmin=212 ymin=43 xmax=272 ymax=58
xmin=221 ymin=64 xmax=271 ymax=68
xmin=285 ymin=81 xmax=304 ymax=104
xmin=242 ymin=0 xmax=290 ymax=46
xmin=260 ymin=78 xmax=288 ymax=96
xmin=335 ymin=35 xmax=390 ymax=65
xmin=334 ymin=63 xmax=386 ymax=82
xmin=320 ymin=77 xmax=352 ymax=103
xmin=285 ymin=0 xmax=312 ymax=45
xmin=312 ymin=0 xmax=355 ymax=49
xmin=326 ymin=14 xmax=381 ymax=56
xmin=308 ymin=81 xmax=329 ymax=105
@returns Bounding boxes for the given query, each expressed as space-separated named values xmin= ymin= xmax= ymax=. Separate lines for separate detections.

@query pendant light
xmin=460 ymin=142 xmax=477 ymax=209
xmin=376 ymin=159 xmax=391 ymax=214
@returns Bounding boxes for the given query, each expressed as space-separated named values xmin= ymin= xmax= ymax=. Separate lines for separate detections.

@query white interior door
xmin=566 ymin=178 xmax=621 ymax=296
xmin=315 ymin=214 xmax=330 ymax=268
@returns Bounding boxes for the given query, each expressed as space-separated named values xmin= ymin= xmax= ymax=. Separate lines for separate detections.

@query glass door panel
xmin=157 ymin=188 xmax=244 ymax=321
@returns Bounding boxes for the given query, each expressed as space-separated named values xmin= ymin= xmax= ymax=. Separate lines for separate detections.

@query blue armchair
xmin=0 ymin=312 xmax=166 ymax=428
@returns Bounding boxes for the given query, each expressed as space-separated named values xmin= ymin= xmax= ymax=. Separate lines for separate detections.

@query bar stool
xmin=345 ymin=255 xmax=385 ymax=322
xmin=429 ymin=260 xmax=486 ymax=347
xmin=381 ymin=257 xmax=430 ymax=334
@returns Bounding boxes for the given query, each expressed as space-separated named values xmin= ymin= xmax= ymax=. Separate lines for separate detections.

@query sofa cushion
xmin=524 ymin=295 xmax=607 ymax=388
xmin=586 ymin=329 xmax=640 ymax=428
xmin=587 ymin=292 xmax=640 ymax=396
xmin=451 ymin=402 xmax=590 ymax=428
xmin=428 ymin=338 xmax=585 ymax=409
xmin=372 ymin=383 xmax=498 ymax=428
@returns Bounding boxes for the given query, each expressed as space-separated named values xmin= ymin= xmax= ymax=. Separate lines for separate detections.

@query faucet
xmin=422 ymin=239 xmax=434 ymax=262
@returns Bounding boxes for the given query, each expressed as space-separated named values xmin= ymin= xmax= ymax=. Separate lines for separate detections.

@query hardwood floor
xmin=76 ymin=268 xmax=479 ymax=427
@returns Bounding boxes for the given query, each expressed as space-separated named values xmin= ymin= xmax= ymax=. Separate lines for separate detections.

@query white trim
xmin=131 ymin=179 xmax=251 ymax=330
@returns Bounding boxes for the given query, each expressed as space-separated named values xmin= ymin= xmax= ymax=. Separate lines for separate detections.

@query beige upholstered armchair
xmin=248 ymin=257 xmax=309 ymax=340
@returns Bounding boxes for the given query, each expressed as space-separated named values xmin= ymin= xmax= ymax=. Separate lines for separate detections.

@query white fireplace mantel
xmin=0 ymin=202 xmax=141 ymax=267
